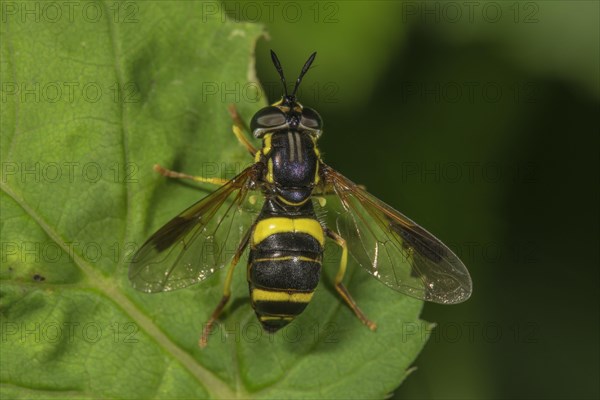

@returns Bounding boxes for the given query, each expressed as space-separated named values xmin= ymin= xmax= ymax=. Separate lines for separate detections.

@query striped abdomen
xmin=248 ymin=216 xmax=324 ymax=332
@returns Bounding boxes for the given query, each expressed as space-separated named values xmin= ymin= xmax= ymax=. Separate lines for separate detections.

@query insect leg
xmin=199 ymin=229 xmax=251 ymax=348
xmin=153 ymin=164 xmax=228 ymax=186
xmin=154 ymin=105 xmax=256 ymax=185
xmin=227 ymin=104 xmax=257 ymax=155
xmin=326 ymin=228 xmax=377 ymax=331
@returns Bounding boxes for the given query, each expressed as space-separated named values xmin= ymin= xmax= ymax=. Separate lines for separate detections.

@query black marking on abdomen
xmin=252 ymin=297 xmax=311 ymax=316
xmin=248 ymin=197 xmax=323 ymax=332
xmin=254 ymin=232 xmax=322 ymax=253
xmin=250 ymin=253 xmax=322 ymax=291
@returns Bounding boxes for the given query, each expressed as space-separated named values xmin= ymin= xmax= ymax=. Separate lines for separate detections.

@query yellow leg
xmin=155 ymin=105 xmax=255 ymax=186
xmin=228 ymin=104 xmax=257 ymax=155
xmin=326 ymin=229 xmax=377 ymax=331
xmin=153 ymin=164 xmax=228 ymax=186
xmin=199 ymin=231 xmax=251 ymax=348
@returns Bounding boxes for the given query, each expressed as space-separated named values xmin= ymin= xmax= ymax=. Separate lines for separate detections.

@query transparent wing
xmin=129 ymin=165 xmax=261 ymax=293
xmin=320 ymin=163 xmax=472 ymax=304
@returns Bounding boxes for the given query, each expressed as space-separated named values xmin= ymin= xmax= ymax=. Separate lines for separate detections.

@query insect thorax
xmin=259 ymin=130 xmax=320 ymax=207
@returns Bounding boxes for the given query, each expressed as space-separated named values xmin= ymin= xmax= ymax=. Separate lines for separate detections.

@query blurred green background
xmin=223 ymin=0 xmax=599 ymax=398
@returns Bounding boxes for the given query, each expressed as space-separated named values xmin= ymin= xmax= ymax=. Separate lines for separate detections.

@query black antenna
xmin=270 ymin=50 xmax=288 ymax=97
xmin=291 ymin=51 xmax=317 ymax=98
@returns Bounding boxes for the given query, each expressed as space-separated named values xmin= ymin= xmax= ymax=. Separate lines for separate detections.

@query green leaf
xmin=1 ymin=1 xmax=428 ymax=398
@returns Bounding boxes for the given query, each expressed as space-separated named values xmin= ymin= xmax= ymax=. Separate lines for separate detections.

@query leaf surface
xmin=0 ymin=2 xmax=427 ymax=398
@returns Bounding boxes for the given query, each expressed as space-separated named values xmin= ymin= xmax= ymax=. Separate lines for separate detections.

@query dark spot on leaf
xmin=33 ymin=274 xmax=46 ymax=282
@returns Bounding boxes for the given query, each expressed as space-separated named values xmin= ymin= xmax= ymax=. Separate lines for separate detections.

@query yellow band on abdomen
xmin=252 ymin=288 xmax=314 ymax=303
xmin=252 ymin=217 xmax=324 ymax=246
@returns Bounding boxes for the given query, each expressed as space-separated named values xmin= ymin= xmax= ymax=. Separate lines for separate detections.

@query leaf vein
xmin=0 ymin=182 xmax=235 ymax=398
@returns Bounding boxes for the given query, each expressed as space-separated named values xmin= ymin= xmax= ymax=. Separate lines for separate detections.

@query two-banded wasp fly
xmin=129 ymin=51 xmax=472 ymax=347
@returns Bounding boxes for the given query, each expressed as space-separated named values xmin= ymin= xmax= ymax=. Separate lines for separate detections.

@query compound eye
xmin=300 ymin=107 xmax=323 ymax=135
xmin=251 ymin=106 xmax=287 ymax=137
